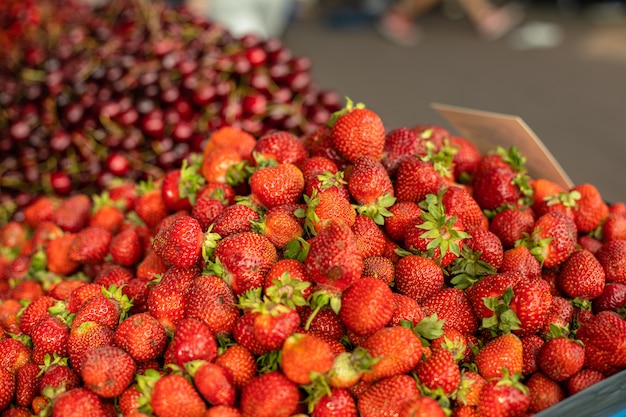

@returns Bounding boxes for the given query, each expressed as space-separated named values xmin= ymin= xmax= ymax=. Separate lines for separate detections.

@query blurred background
xmin=277 ymin=0 xmax=626 ymax=203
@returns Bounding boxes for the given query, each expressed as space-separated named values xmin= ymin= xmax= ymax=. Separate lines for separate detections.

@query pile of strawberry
xmin=1 ymin=99 xmax=626 ymax=417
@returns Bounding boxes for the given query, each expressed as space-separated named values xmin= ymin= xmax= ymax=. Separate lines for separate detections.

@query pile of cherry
xmin=1 ymin=98 xmax=626 ymax=417
xmin=0 ymin=0 xmax=341 ymax=219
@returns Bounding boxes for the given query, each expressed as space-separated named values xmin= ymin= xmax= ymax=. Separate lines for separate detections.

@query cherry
xmin=106 ymin=152 xmax=131 ymax=177
xmin=49 ymin=171 xmax=73 ymax=195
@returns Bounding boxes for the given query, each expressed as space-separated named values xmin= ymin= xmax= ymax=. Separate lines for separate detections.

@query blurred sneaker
xmin=376 ymin=11 xmax=422 ymax=46
xmin=477 ymin=4 xmax=524 ymax=41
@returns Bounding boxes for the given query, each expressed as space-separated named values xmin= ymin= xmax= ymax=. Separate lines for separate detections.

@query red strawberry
xmin=239 ymin=371 xmax=300 ymax=417
xmin=474 ymin=333 xmax=524 ymax=380
xmin=304 ymin=125 xmax=349 ymax=169
xmin=442 ymin=186 xmax=489 ymax=232
xmin=161 ymin=158 xmax=205 ymax=212
xmin=395 ymin=157 xmax=446 ymax=203
xmin=202 ymin=146 xmax=245 ymax=185
xmin=498 ymin=246 xmax=542 ymax=281
xmin=23 ymin=196 xmax=56 ymax=228
xmin=389 ymin=293 xmax=425 ymax=327
xmin=339 ymin=276 xmax=394 ymax=337
xmin=211 ymin=203 xmax=260 ymax=237
xmin=302 ymin=187 xmax=357 ymax=234
xmin=51 ymin=193 xmax=92 ymax=233
xmin=185 ymin=360 xmax=236 ymax=407
xmin=489 ymin=208 xmax=535 ymax=249
xmin=51 ymin=387 xmax=107 ymax=417
xmin=81 ymin=346 xmax=136 ymax=398
xmin=416 ymin=347 xmax=461 ymax=395
xmin=456 ymin=371 xmax=486 ymax=407
xmin=362 ymin=256 xmax=395 ymax=287
xmin=571 ymin=183 xmax=609 ymax=233
xmin=566 ymin=368 xmax=605 ymax=396
xmin=449 ymin=229 xmax=503 ymax=290
xmin=305 ymin=219 xmax=363 ymax=293
xmin=184 ymin=274 xmax=240 ymax=335
xmin=149 ymin=373 xmax=207 ymax=417
xmin=67 ymin=321 xmax=115 ymax=374
xmin=72 ymin=286 xmax=132 ymax=330
xmin=45 ymin=233 xmax=80 ymax=275
xmin=537 ymin=337 xmax=585 ymax=381
xmin=596 ymin=239 xmax=626 ymax=284
xmin=449 ymin=135 xmax=482 ymax=183
xmin=109 ymin=227 xmax=144 ymax=267
xmin=394 ymin=255 xmax=444 ymax=303
xmin=209 ymin=231 xmax=278 ymax=296
xmin=253 ymin=204 xmax=304 ymax=249
xmin=114 ymin=313 xmax=167 ymax=363
xmin=165 ymin=318 xmax=218 ymax=368
xmin=509 ymin=278 xmax=553 ymax=336
xmin=0 ymin=367 xmax=15 ymax=411
xmin=557 ymin=249 xmax=606 ymax=300
xmin=31 ymin=316 xmax=70 ymax=364
xmin=351 ymin=215 xmax=386 ymax=259
xmin=422 ymin=287 xmax=478 ymax=335
xmin=472 ymin=166 xmax=524 ymax=212
xmin=191 ymin=195 xmax=227 ymax=232
xmin=152 ymin=215 xmax=204 ymax=269
xmin=249 ymin=163 xmax=305 ymax=209
xmin=39 ymin=356 xmax=81 ymax=394
xmin=523 ymin=211 xmax=578 ymax=268
xmin=311 ymin=388 xmax=358 ymax=417
xmin=601 ymin=213 xmax=626 ymax=241
xmin=357 ymin=374 xmax=420 ymax=417
xmin=576 ymin=311 xmax=626 ymax=371
xmin=520 ymin=334 xmax=545 ymax=376
xmin=384 ymin=201 xmax=422 ymax=243
xmin=203 ymin=126 xmax=256 ymax=162
xmin=280 ymin=332 xmax=335 ymax=385
xmin=18 ymin=295 xmax=57 ymax=336
xmin=253 ymin=130 xmax=308 ymax=165
xmin=476 ymin=371 xmax=530 ymax=417
xmin=593 ymin=282 xmax=626 ymax=312
xmin=147 ymin=266 xmax=199 ymax=332
xmin=136 ymin=250 xmax=168 ymax=282
xmin=329 ymin=99 xmax=385 ymax=163
xmin=134 ymin=185 xmax=169 ymax=230
xmin=381 ymin=127 xmax=424 ymax=175
xmin=214 ymin=345 xmax=257 ymax=390
xmin=360 ymin=325 xmax=424 ymax=383
xmin=15 ymin=362 xmax=40 ymax=408
xmin=526 ymin=371 xmax=566 ymax=414
xmin=346 ymin=156 xmax=394 ymax=223
xmin=399 ymin=396 xmax=446 ymax=417
xmin=89 ymin=193 xmax=125 ymax=234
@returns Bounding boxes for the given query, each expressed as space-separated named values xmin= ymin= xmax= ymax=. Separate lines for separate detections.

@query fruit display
xmin=0 ymin=0 xmax=342 ymax=220
xmin=1 ymin=96 xmax=626 ymax=417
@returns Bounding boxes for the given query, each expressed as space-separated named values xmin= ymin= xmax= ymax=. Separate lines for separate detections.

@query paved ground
xmin=282 ymin=2 xmax=626 ymax=203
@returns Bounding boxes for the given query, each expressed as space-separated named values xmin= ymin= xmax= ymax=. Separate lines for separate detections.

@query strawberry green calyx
xmin=9 ymin=332 xmax=32 ymax=349
xmin=515 ymin=232 xmax=553 ymax=266
xmin=545 ymin=322 xmax=570 ymax=340
xmin=136 ymin=368 xmax=162 ymax=415
xmin=226 ymin=151 xmax=278 ymax=186
xmin=177 ymin=155 xmax=206 ymax=206
xmin=418 ymin=194 xmax=470 ymax=263
xmin=48 ymin=300 xmax=75 ymax=328
xmin=304 ymin=290 xmax=342 ymax=330
xmin=481 ymin=287 xmax=522 ymax=336
xmin=265 ymin=271 xmax=311 ymax=310
xmin=404 ymin=315 xmax=445 ymax=346
xmin=257 ymin=349 xmax=282 ymax=374
xmin=183 ymin=359 xmax=207 ymax=378
xmin=37 ymin=353 xmax=69 ymax=378
xmin=545 ymin=190 xmax=581 ymax=209
xmin=317 ymin=170 xmax=347 ymax=190
xmin=495 ymin=146 xmax=527 ymax=174
xmin=283 ymin=237 xmax=310 ymax=262
xmin=496 ymin=368 xmax=530 ymax=396
xmin=201 ymin=225 xmax=222 ymax=261
xmin=302 ymin=372 xmax=332 ymax=414
xmin=417 ymin=385 xmax=453 ymax=412
xmin=101 ymin=284 xmax=134 ymax=323
xmin=91 ymin=190 xmax=125 ymax=213
xmin=420 ymin=140 xmax=457 ymax=180
xmin=39 ymin=384 xmax=68 ymax=417
xmin=327 ymin=97 xmax=365 ymax=126
xmin=327 ymin=348 xmax=377 ymax=388
xmin=353 ymin=193 xmax=396 ymax=226
xmin=296 ymin=190 xmax=321 ymax=237
xmin=449 ymin=246 xmax=498 ymax=290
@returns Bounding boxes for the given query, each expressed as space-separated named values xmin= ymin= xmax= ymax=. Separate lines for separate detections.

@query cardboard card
xmin=431 ymin=102 xmax=573 ymax=189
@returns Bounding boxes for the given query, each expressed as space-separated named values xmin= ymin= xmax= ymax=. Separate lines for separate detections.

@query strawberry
xmin=489 ymin=208 xmax=535 ymax=249
xmin=232 ymin=311 xmax=270 ymax=356
xmin=67 ymin=226 xmax=112 ymax=265
xmin=474 ymin=333 xmax=523 ymax=380
xmin=389 ymin=293 xmax=425 ymax=327
xmin=249 ymin=163 xmax=305 ymax=209
xmin=578 ymin=234 xmax=603 ymax=254
xmin=201 ymin=147 xmax=245 ymax=184
xmin=350 ymin=215 xmax=386 ymax=259
xmin=15 ymin=362 xmax=40 ymax=408
xmin=520 ymin=334 xmax=545 ymax=376
xmin=39 ymin=356 xmax=81 ymax=394
xmin=362 ymin=256 xmax=395 ymax=287
xmin=184 ymin=360 xmax=236 ymax=407
xmin=339 ymin=276 xmax=394 ymax=337
xmin=601 ymin=213 xmax=626 ymax=241
xmin=449 ymin=135 xmax=482 ymax=183
xmin=204 ymin=406 xmax=243 ymax=417
xmin=81 ymin=346 xmax=136 ymax=398
xmin=472 ymin=166 xmax=525 ymax=212
xmin=526 ymin=371 xmax=566 ymax=414
xmin=305 ymin=219 xmax=363 ymax=293
xmin=89 ymin=192 xmax=125 ymax=234
xmin=183 ymin=274 xmax=240 ymax=335
xmin=253 ymin=130 xmax=308 ymax=165
xmin=31 ymin=315 xmax=70 ymax=365
xmin=571 ymin=183 xmax=609 ymax=233
xmin=360 ymin=325 xmax=424 ymax=383
xmin=422 ymin=287 xmax=478 ymax=335
xmin=152 ymin=215 xmax=204 ymax=269
xmin=449 ymin=229 xmax=503 ymax=290
xmin=416 ymin=347 xmax=461 ymax=395
xmin=147 ymin=266 xmax=199 ymax=332
xmin=92 ymin=263 xmax=134 ymax=289
xmin=566 ymin=368 xmax=605 ymax=396
xmin=380 ymin=127 xmax=423 ymax=175
xmin=593 ymin=282 xmax=626 ymax=312
xmin=346 ymin=156 xmax=395 ymax=224
xmin=311 ymin=388 xmax=358 ymax=417
xmin=149 ymin=373 xmax=207 ymax=417
xmin=239 ymin=371 xmax=300 ymax=417
xmin=72 ymin=286 xmax=132 ymax=330
xmin=395 ymin=157 xmax=446 ymax=203
xmin=114 ymin=313 xmax=167 ymax=363
xmin=455 ymin=371 xmax=486 ymax=407
xmin=394 ymin=255 xmax=444 ymax=303
xmin=498 ymin=246 xmax=542 ymax=281
xmin=109 ymin=227 xmax=144 ymax=267
xmin=411 ymin=124 xmax=451 ymax=151
xmin=214 ymin=345 xmax=257 ymax=390
xmin=211 ymin=203 xmax=260 ymax=237
xmin=67 ymin=321 xmax=115 ymax=374
xmin=18 ymin=295 xmax=57 ymax=336
xmin=161 ymin=158 xmax=205 ymax=212
xmin=442 ymin=186 xmax=489 ymax=232
xmin=522 ymin=211 xmax=578 ymax=268
xmin=44 ymin=233 xmax=80 ymax=275
xmin=203 ymin=126 xmax=257 ymax=161
xmin=476 ymin=371 xmax=530 ymax=417
xmin=136 ymin=250 xmax=168 ymax=282
xmin=537 ymin=337 xmax=585 ymax=381
xmin=596 ymin=239 xmax=626 ymax=285
xmin=280 ymin=332 xmax=335 ymax=385
xmin=252 ymin=204 xmax=304 ymax=249
xmin=329 ymin=99 xmax=385 ymax=164
xmin=557 ymin=249 xmax=606 ymax=300
xmin=23 ymin=196 xmax=56 ymax=228
xmin=509 ymin=278 xmax=553 ymax=336
xmin=301 ymin=188 xmax=356 ymax=234
xmin=576 ymin=311 xmax=626 ymax=371
xmin=51 ymin=193 xmax=92 ymax=233
xmin=304 ymin=125 xmax=349 ymax=170
xmin=51 ymin=387 xmax=107 ymax=417
xmin=134 ymin=184 xmax=169 ymax=230
xmin=209 ymin=231 xmax=278 ymax=296
xmin=384 ymin=201 xmax=422 ymax=243
xmin=264 ymin=259 xmax=314 ymax=305
xmin=0 ymin=367 xmax=15 ymax=411
xmin=165 ymin=318 xmax=218 ymax=368
xmin=357 ymin=374 xmax=420 ymax=417
xmin=191 ymin=195 xmax=227 ymax=232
